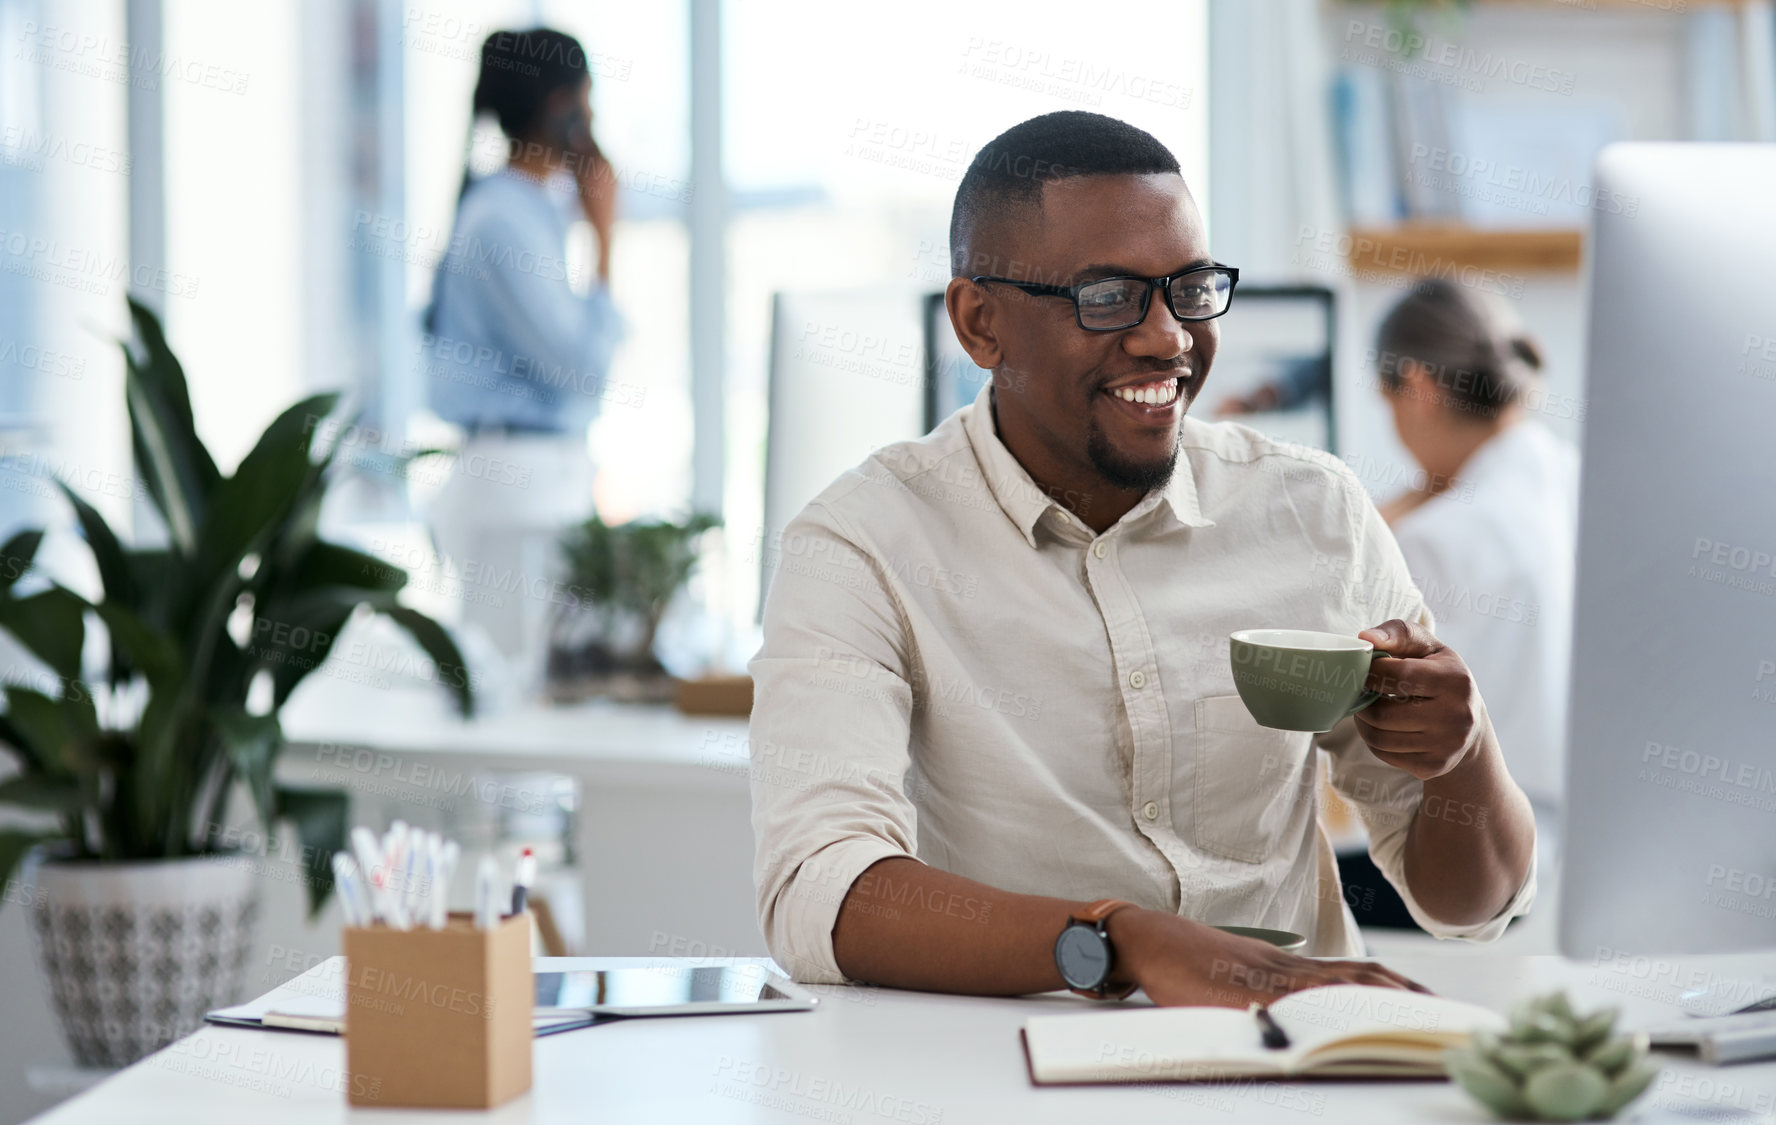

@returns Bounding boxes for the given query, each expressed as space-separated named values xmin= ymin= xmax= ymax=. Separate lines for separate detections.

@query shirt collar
xmin=961 ymin=384 xmax=1214 ymax=549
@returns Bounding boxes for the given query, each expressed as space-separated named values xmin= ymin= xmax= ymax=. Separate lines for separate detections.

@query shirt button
xmin=1142 ymin=802 xmax=1159 ymax=821
xmin=1092 ymin=541 xmax=1107 ymax=559
xmin=1129 ymin=670 xmax=1146 ymax=689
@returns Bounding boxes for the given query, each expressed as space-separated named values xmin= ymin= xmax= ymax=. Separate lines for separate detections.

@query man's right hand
xmin=1107 ymin=907 xmax=1428 ymax=1006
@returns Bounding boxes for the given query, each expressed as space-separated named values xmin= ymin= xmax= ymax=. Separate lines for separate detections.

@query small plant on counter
xmin=1443 ymin=991 xmax=1656 ymax=1121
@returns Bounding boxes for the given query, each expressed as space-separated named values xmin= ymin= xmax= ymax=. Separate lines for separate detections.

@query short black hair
xmin=949 ymin=111 xmax=1182 ymax=278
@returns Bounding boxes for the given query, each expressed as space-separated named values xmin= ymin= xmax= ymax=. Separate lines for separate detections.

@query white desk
xmin=27 ymin=952 xmax=1776 ymax=1124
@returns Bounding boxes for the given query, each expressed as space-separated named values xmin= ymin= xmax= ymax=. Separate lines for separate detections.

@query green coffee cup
xmin=1228 ymin=628 xmax=1385 ymax=733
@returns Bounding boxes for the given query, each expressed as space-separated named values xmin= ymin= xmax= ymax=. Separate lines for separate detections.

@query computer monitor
xmin=1559 ymin=143 xmax=1776 ymax=957
xmin=760 ymin=288 xmax=928 ymax=609
xmin=923 ymin=285 xmax=1338 ymax=452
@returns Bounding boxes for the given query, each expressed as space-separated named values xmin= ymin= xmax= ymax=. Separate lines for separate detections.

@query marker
xmin=332 ymin=853 xmax=372 ymax=927
xmin=424 ymin=833 xmax=447 ymax=929
xmin=510 ymin=847 xmax=536 ymax=916
xmin=384 ymin=823 xmax=411 ymax=930
xmin=405 ymin=829 xmax=430 ymax=926
xmin=438 ymin=840 xmax=460 ymax=927
xmin=474 ymin=855 xmax=500 ymax=930
xmin=350 ymin=827 xmax=386 ymax=923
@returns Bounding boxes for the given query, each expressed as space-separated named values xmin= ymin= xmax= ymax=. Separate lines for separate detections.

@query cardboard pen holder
xmin=343 ymin=912 xmax=531 ymax=1109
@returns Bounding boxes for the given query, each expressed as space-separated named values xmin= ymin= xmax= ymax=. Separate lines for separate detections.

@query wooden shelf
xmin=1344 ymin=225 xmax=1584 ymax=274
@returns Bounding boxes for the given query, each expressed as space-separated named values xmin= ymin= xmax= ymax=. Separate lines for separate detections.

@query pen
xmin=1251 ymin=1003 xmax=1290 ymax=1050
xmin=510 ymin=847 xmax=535 ymax=916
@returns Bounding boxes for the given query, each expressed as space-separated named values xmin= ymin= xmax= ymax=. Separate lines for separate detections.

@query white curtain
xmin=1206 ymin=0 xmax=1343 ymax=279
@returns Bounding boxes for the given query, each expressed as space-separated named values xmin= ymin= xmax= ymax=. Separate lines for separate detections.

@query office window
xmin=162 ymin=1 xmax=305 ymax=473
xmin=403 ymin=0 xmax=694 ymax=524
xmin=0 ymin=0 xmax=130 ymax=548
xmin=721 ymin=0 xmax=1209 ymax=625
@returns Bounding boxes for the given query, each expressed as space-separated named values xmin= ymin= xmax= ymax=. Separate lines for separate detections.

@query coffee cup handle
xmin=1343 ymin=650 xmax=1388 ymax=719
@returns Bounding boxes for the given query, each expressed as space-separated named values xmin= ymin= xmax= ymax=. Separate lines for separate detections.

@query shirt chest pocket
xmin=1189 ymin=694 xmax=1316 ymax=864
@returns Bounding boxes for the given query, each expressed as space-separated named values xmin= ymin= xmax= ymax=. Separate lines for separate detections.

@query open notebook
xmin=1023 ymin=984 xmax=1507 ymax=1085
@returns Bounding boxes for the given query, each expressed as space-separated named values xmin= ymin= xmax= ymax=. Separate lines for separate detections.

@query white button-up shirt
xmin=1391 ymin=420 xmax=1579 ymax=820
xmin=749 ymin=386 xmax=1534 ymax=984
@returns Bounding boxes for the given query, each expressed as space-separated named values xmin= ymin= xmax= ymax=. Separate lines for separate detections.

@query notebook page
xmin=1024 ymin=1005 xmax=1313 ymax=1083
xmin=1269 ymin=984 xmax=1507 ymax=1070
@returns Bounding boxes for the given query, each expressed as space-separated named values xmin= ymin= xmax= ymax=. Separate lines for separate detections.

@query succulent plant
xmin=1444 ymin=991 xmax=1657 ymax=1121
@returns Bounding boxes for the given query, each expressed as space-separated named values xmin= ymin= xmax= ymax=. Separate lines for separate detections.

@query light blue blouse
xmin=424 ymin=169 xmax=623 ymax=434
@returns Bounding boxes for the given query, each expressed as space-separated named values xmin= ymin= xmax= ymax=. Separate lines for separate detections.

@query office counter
xmin=27 ymin=952 xmax=1776 ymax=1124
xmin=278 ymin=682 xmax=764 ymax=957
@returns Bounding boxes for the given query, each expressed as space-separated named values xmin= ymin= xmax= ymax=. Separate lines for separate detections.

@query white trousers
xmin=426 ymin=432 xmax=595 ymax=694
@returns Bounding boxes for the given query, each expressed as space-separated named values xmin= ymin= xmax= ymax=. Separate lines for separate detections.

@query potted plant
xmin=0 ymin=298 xmax=473 ymax=1067
xmin=545 ymin=513 xmax=719 ymax=702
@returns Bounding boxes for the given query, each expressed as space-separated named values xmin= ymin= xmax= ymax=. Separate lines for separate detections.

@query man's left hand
xmin=1354 ymin=619 xmax=1484 ymax=781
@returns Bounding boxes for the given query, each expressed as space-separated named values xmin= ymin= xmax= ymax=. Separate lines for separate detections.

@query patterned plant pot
xmin=25 ymin=852 xmax=259 ymax=1068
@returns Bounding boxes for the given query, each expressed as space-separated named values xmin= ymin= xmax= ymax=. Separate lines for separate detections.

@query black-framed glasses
xmin=971 ymin=264 xmax=1240 ymax=331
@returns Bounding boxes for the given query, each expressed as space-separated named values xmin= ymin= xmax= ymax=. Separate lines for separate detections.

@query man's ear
xmin=945 ymin=277 xmax=1005 ymax=372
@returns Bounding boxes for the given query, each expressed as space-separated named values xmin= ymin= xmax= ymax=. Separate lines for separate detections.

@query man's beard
xmin=1085 ymin=412 xmax=1184 ymax=493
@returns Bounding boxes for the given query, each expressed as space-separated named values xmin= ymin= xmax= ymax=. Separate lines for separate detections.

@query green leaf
xmin=251 ymin=600 xmax=353 ymax=708
xmin=0 ymin=529 xmax=43 ymax=591
xmin=0 ymin=711 xmax=46 ymax=774
xmin=0 ymin=830 xmax=62 ymax=912
xmin=122 ymin=296 xmax=220 ymax=554
xmin=0 ymin=774 xmax=83 ymax=813
xmin=2 ymin=686 xmax=75 ymax=776
xmin=259 ymin=586 xmax=473 ymax=717
xmin=91 ymin=601 xmax=183 ymax=694
xmin=103 ymin=548 xmax=178 ymax=642
xmin=192 ymin=394 xmax=340 ymax=591
xmin=1523 ymin=1062 xmax=1607 ymax=1121
xmin=1598 ymin=1060 xmax=1657 ymax=1116
xmin=290 ymin=540 xmax=408 ymax=594
xmin=125 ymin=370 xmax=204 ymax=555
xmin=274 ymin=786 xmax=348 ymax=918
xmin=0 ymin=587 xmax=87 ymax=682
xmin=1445 ymin=1050 xmax=1530 ymax=1119
xmin=211 ymin=708 xmax=282 ymax=832
xmin=55 ymin=482 xmax=134 ymax=608
xmin=378 ymin=603 xmax=475 ymax=718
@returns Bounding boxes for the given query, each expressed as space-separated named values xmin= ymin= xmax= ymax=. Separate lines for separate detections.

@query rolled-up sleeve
xmin=1317 ymin=492 xmax=1536 ymax=941
xmin=748 ymin=496 xmax=921 ymax=983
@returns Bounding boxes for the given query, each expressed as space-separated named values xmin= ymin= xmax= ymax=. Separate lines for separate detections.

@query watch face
xmin=1055 ymin=923 xmax=1112 ymax=990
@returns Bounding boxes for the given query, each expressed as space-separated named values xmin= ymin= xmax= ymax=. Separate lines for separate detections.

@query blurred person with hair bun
xmin=423 ymin=27 xmax=623 ymax=693
xmin=1371 ymin=279 xmax=1578 ymax=857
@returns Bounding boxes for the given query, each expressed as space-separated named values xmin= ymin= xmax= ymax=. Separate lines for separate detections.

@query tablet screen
xmin=533 ymin=964 xmax=818 ymax=1016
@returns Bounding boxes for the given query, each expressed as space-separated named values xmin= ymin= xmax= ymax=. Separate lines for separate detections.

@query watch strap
xmin=1073 ymin=898 xmax=1137 ymax=926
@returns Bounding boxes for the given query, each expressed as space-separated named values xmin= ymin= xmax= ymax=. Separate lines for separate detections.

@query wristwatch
xmin=1054 ymin=898 xmax=1138 ymax=999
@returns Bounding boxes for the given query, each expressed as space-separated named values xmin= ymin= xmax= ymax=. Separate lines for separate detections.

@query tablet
xmin=533 ymin=961 xmax=821 ymax=1018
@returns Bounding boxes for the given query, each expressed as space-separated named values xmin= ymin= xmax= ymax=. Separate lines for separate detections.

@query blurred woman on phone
xmin=424 ymin=27 xmax=622 ymax=691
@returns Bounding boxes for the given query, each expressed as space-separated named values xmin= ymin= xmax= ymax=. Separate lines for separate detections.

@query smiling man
xmin=749 ymin=112 xmax=1536 ymax=1006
